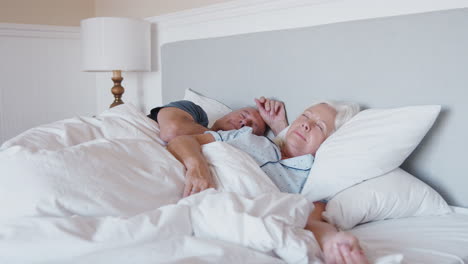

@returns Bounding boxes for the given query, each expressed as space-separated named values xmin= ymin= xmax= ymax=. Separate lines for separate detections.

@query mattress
xmin=351 ymin=211 xmax=468 ymax=264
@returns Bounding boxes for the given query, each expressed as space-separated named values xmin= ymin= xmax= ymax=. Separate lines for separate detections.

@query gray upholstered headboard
xmin=161 ymin=8 xmax=468 ymax=207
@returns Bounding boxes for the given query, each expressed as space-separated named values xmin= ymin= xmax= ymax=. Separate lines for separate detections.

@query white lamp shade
xmin=81 ymin=17 xmax=151 ymax=72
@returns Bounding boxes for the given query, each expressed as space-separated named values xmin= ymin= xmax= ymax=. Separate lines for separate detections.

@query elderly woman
xmin=168 ymin=100 xmax=367 ymax=264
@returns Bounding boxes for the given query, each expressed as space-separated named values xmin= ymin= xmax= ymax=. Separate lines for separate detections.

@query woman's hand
xmin=255 ymin=96 xmax=288 ymax=136
xmin=183 ymin=161 xmax=215 ymax=197
xmin=322 ymin=232 xmax=369 ymax=264
xmin=305 ymin=203 xmax=369 ymax=264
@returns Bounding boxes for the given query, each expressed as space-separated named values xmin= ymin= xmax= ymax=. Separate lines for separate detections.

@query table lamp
xmin=81 ymin=17 xmax=151 ymax=108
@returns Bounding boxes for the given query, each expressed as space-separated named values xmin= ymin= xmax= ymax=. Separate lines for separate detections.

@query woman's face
xmin=283 ymin=103 xmax=337 ymax=157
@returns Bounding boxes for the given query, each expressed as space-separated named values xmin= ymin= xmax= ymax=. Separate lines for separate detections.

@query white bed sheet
xmin=1 ymin=104 xmax=464 ymax=264
xmin=0 ymin=190 xmax=322 ymax=264
xmin=351 ymin=212 xmax=468 ymax=264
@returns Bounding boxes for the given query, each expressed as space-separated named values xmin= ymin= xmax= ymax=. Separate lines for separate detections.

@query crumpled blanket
xmin=0 ymin=104 xmax=322 ymax=264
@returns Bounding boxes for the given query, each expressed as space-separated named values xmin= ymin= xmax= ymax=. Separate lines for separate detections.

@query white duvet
xmin=0 ymin=104 xmax=322 ymax=264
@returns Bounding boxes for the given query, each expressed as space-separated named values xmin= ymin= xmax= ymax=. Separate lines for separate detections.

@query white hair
xmin=320 ymin=100 xmax=360 ymax=132
xmin=273 ymin=100 xmax=360 ymax=146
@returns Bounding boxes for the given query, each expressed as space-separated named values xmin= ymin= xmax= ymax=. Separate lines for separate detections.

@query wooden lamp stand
xmin=110 ymin=70 xmax=124 ymax=108
xmin=81 ymin=17 xmax=150 ymax=109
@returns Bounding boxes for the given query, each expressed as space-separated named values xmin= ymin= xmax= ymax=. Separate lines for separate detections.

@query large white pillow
xmin=322 ymin=168 xmax=452 ymax=230
xmin=300 ymin=105 xmax=441 ymax=202
xmin=183 ymin=88 xmax=232 ymax=127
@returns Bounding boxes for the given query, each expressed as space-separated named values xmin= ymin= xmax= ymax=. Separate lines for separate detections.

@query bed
xmin=159 ymin=7 xmax=468 ymax=263
xmin=1 ymin=7 xmax=468 ymax=264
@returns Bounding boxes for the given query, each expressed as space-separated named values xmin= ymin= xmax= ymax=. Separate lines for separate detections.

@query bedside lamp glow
xmin=81 ymin=17 xmax=151 ymax=108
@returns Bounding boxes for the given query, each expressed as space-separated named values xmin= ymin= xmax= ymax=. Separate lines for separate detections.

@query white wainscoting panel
xmin=0 ymin=23 xmax=96 ymax=144
xmin=129 ymin=0 xmax=468 ymax=114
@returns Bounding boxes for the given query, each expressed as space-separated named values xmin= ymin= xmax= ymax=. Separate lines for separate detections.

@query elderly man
xmin=148 ymin=97 xmax=289 ymax=143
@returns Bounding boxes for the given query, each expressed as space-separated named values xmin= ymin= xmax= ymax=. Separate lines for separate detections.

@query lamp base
xmin=110 ymin=70 xmax=124 ymax=108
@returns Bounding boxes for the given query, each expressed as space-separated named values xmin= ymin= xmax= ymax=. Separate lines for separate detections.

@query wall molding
xmin=147 ymin=0 xmax=468 ymax=45
xmin=0 ymin=23 xmax=80 ymax=39
xmin=148 ymin=0 xmax=330 ymax=28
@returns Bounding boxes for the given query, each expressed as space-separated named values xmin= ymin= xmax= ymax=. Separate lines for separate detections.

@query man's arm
xmin=158 ymin=107 xmax=209 ymax=142
xmin=167 ymin=133 xmax=216 ymax=197
xmin=306 ymin=202 xmax=369 ymax=264
xmin=255 ymin=97 xmax=289 ymax=136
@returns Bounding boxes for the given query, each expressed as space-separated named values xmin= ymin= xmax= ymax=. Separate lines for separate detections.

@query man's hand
xmin=167 ymin=134 xmax=217 ymax=198
xmin=183 ymin=162 xmax=215 ymax=197
xmin=255 ymin=96 xmax=288 ymax=136
xmin=322 ymin=232 xmax=369 ymax=264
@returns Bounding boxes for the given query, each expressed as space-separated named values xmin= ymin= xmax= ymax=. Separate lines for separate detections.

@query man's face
xmin=283 ymin=103 xmax=337 ymax=157
xmin=211 ymin=107 xmax=266 ymax=136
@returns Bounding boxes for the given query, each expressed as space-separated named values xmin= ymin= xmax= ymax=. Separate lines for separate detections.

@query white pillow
xmin=183 ymin=88 xmax=232 ymax=127
xmin=322 ymin=168 xmax=452 ymax=230
xmin=301 ymin=105 xmax=441 ymax=202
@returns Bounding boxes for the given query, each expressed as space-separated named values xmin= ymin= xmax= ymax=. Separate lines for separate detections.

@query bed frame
xmin=160 ymin=8 xmax=468 ymax=208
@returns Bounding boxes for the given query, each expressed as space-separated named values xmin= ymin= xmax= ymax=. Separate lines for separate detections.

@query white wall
xmin=0 ymin=0 xmax=237 ymax=143
xmin=0 ymin=0 xmax=232 ymax=26
xmin=94 ymin=0 xmax=232 ymax=18
xmin=0 ymin=0 xmax=95 ymax=26
xmin=118 ymin=0 xmax=468 ymax=114
xmin=2 ymin=0 xmax=468 ymax=143
xmin=0 ymin=24 xmax=96 ymax=143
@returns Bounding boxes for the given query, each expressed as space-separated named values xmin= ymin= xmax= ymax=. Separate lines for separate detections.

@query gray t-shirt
xmin=206 ymin=127 xmax=313 ymax=193
xmin=148 ymin=100 xmax=209 ymax=127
